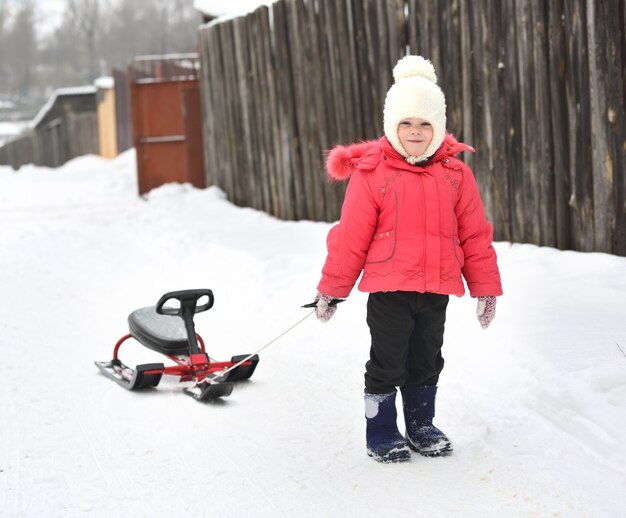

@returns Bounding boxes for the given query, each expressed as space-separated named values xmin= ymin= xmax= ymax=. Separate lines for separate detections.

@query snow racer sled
xmin=95 ymin=289 xmax=259 ymax=401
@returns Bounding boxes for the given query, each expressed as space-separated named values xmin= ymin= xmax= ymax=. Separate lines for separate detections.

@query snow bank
xmin=1 ymin=152 xmax=625 ymax=517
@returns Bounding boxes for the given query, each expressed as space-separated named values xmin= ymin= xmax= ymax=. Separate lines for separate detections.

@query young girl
xmin=314 ymin=55 xmax=502 ymax=463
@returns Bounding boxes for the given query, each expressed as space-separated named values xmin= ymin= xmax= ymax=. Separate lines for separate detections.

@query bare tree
xmin=158 ymin=0 xmax=202 ymax=54
xmin=39 ymin=4 xmax=83 ymax=91
xmin=66 ymin=0 xmax=103 ymax=82
xmin=5 ymin=0 xmax=37 ymax=99
xmin=149 ymin=0 xmax=201 ymax=55
xmin=102 ymin=0 xmax=199 ymax=67
xmin=0 ymin=0 xmax=8 ymax=93
xmin=1 ymin=0 xmax=203 ymax=105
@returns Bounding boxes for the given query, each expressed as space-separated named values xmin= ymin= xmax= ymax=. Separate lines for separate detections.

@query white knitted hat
xmin=383 ymin=55 xmax=447 ymax=163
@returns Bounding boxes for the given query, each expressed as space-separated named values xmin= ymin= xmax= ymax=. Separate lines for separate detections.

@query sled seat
xmin=128 ymin=307 xmax=190 ymax=356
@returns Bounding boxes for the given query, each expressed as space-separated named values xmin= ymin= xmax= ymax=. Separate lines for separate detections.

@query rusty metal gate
xmin=130 ymin=54 xmax=205 ymax=195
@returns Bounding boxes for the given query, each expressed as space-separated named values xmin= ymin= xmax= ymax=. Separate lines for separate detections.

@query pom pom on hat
xmin=383 ymin=55 xmax=447 ymax=162
xmin=392 ymin=55 xmax=438 ymax=83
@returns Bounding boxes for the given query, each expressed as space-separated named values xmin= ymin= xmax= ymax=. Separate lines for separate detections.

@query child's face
xmin=397 ymin=118 xmax=433 ymax=157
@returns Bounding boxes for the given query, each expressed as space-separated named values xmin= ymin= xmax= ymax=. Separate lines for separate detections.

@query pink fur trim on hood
xmin=325 ymin=140 xmax=379 ymax=182
xmin=325 ymin=134 xmax=474 ymax=182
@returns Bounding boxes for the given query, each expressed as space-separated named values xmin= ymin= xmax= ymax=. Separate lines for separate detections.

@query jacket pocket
xmin=366 ymin=230 xmax=396 ymax=263
xmin=365 ymin=191 xmax=398 ymax=264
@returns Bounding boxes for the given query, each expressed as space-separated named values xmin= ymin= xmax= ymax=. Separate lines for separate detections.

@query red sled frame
xmin=95 ymin=289 xmax=259 ymax=400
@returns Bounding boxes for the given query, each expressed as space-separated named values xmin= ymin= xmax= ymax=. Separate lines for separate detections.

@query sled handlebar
xmin=301 ymin=298 xmax=345 ymax=308
xmin=156 ymin=289 xmax=215 ymax=316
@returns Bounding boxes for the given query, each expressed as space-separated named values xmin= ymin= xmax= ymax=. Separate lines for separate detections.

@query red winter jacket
xmin=317 ymin=134 xmax=502 ymax=299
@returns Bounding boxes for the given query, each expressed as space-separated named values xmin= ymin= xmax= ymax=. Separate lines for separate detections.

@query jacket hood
xmin=325 ymin=133 xmax=475 ymax=181
xmin=325 ymin=140 xmax=379 ymax=181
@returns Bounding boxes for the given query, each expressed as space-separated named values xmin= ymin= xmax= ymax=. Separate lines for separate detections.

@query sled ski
xmin=95 ymin=289 xmax=259 ymax=400
xmin=94 ymin=359 xmax=164 ymax=390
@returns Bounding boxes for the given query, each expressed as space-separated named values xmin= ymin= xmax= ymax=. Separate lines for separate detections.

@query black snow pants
xmin=364 ymin=291 xmax=449 ymax=394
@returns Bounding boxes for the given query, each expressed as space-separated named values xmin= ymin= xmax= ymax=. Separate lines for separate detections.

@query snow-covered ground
xmin=1 ymin=151 xmax=625 ymax=517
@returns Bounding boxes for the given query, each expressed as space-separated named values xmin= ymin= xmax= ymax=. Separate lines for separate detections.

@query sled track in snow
xmin=0 ymin=203 xmax=140 ymax=223
xmin=0 ymin=355 xmax=21 ymax=516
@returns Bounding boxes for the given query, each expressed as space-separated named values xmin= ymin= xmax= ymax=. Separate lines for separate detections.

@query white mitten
xmin=476 ymin=296 xmax=497 ymax=329
xmin=314 ymin=291 xmax=338 ymax=323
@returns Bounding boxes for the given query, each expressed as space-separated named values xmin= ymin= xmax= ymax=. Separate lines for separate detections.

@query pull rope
xmin=200 ymin=310 xmax=316 ymax=383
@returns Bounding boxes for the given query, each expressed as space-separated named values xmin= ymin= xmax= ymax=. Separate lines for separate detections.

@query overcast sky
xmin=31 ymin=0 xmax=65 ymax=37
xmin=29 ymin=0 xmax=270 ymax=38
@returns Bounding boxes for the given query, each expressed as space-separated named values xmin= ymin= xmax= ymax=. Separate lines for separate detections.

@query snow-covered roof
xmin=30 ymin=85 xmax=97 ymax=129
xmin=0 ymin=121 xmax=25 ymax=136
xmin=94 ymin=76 xmax=114 ymax=90
xmin=133 ymin=52 xmax=199 ymax=62
xmin=0 ymin=120 xmax=29 ymax=146
xmin=194 ymin=0 xmax=274 ymax=18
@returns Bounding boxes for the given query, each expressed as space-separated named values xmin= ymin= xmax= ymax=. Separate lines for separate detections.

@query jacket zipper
xmin=421 ymin=176 xmax=426 ymax=273
xmin=452 ymin=196 xmax=463 ymax=267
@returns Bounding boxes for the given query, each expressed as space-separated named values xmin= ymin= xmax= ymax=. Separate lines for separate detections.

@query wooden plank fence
xmin=0 ymin=112 xmax=99 ymax=169
xmin=198 ymin=0 xmax=625 ymax=256
xmin=0 ymin=112 xmax=99 ymax=170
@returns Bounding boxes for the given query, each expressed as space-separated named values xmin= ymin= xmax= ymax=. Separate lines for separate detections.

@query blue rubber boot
xmin=365 ymin=391 xmax=411 ymax=463
xmin=400 ymin=385 xmax=452 ymax=457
